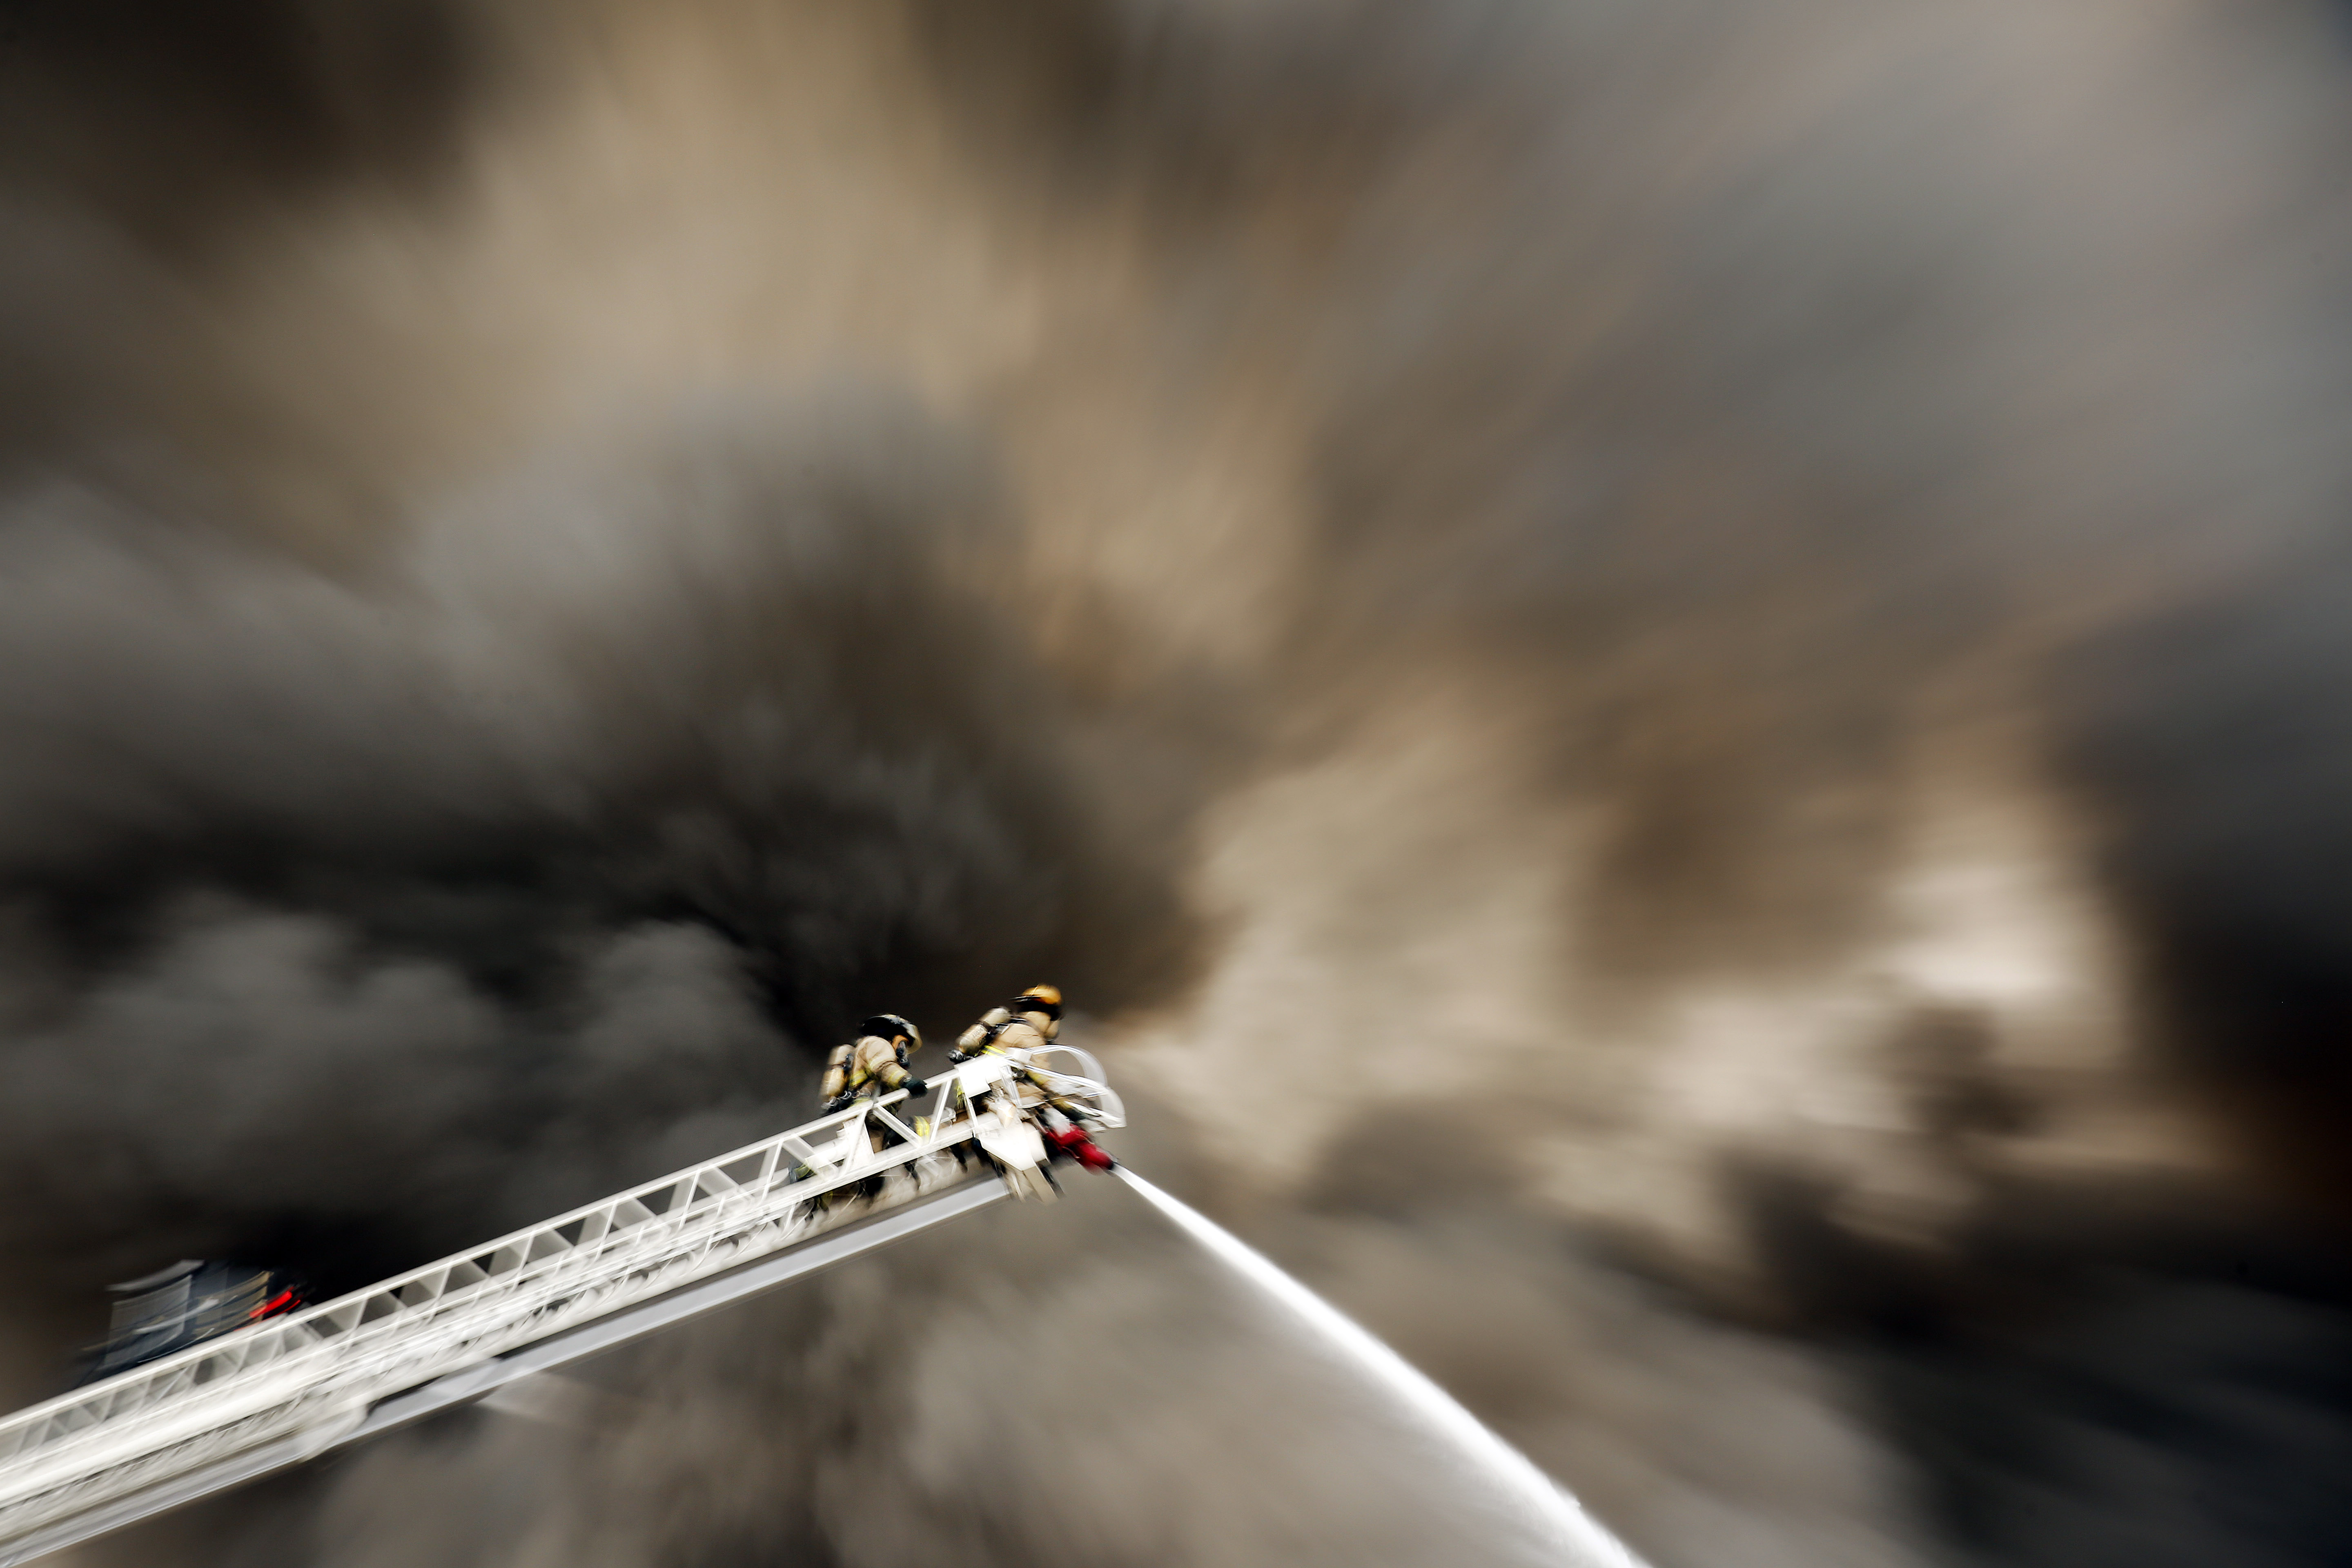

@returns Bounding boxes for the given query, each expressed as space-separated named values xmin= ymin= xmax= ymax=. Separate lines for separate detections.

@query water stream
xmin=1116 ymin=1168 xmax=1648 ymax=1567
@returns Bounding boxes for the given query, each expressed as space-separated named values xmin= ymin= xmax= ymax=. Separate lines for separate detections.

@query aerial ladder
xmin=0 ymin=1047 xmax=1123 ymax=1566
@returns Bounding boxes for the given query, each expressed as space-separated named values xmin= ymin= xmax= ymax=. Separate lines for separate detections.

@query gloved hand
xmin=823 ymin=1092 xmax=856 ymax=1115
xmin=946 ymin=1049 xmax=968 ymax=1064
xmin=901 ymin=1076 xmax=929 ymax=1096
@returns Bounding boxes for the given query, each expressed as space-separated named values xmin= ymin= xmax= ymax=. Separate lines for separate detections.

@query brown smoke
xmin=3 ymin=2 xmax=2351 ymax=1565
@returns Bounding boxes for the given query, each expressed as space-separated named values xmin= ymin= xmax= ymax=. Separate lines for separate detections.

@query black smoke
xmin=0 ymin=391 xmax=1216 ymax=1330
xmin=4 ymin=3 xmax=2352 ymax=1567
xmin=2061 ymin=551 xmax=2352 ymax=1215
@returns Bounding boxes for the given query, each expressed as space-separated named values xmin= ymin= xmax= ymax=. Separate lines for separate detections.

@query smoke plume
xmin=2 ymin=2 xmax=2349 ymax=1565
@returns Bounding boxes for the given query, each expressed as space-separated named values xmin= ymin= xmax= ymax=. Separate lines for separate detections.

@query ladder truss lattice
xmin=0 ymin=1048 xmax=1123 ymax=1564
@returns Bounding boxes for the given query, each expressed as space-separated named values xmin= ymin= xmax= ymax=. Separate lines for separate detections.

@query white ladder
xmin=0 ymin=1049 xmax=1123 ymax=1565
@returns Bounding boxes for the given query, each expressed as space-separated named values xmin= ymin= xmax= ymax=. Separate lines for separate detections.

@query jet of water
xmin=1115 ymin=1169 xmax=1649 ymax=1566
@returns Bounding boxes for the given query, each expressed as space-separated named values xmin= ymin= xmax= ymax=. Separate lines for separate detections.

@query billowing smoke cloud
xmin=4 ymin=2 xmax=2351 ymax=1566
xmin=0 ymin=384 xmax=1212 ymax=1269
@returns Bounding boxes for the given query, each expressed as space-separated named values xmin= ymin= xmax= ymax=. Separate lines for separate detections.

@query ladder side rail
xmin=125 ymin=1114 xmax=976 ymax=1457
xmin=8 ymin=1105 xmax=984 ymax=1485
xmin=384 ymin=1107 xmax=983 ymax=1343
xmin=0 ymin=1178 xmax=808 ymax=1515
xmin=298 ymin=1094 xmax=899 ymax=1345
xmin=0 ymin=1178 xmax=1011 ymax=1568
xmin=0 ymin=1092 xmax=996 ymax=1500
xmin=308 ymin=1156 xmax=856 ymax=1400
xmin=0 ymin=1094 xmax=903 ymax=1449
xmin=0 ymin=1112 xmax=1016 ymax=1548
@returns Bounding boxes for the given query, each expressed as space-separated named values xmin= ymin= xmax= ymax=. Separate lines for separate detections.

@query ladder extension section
xmin=0 ymin=1049 xmax=1124 ymax=1562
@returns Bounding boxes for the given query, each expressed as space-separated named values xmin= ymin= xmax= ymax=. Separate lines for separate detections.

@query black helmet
xmin=859 ymin=1014 xmax=921 ymax=1049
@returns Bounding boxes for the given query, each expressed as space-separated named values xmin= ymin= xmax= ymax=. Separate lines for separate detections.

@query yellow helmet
xmin=1015 ymin=984 xmax=1062 ymax=1018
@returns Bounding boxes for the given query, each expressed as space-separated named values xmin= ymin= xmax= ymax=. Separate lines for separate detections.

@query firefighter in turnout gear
xmin=820 ymin=1015 xmax=929 ymax=1114
xmin=952 ymin=986 xmax=1068 ymax=1107
xmin=803 ymin=1014 xmax=931 ymax=1204
xmin=950 ymin=985 xmax=1114 ymax=1190
xmin=952 ymin=984 xmax=1061 ymax=1071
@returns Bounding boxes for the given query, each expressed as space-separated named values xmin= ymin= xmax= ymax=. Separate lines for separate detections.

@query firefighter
xmin=801 ymin=1014 xmax=932 ymax=1203
xmin=951 ymin=984 xmax=1059 ymax=1060
xmin=951 ymin=985 xmax=1069 ymax=1109
xmin=950 ymin=985 xmax=1113 ymax=1176
xmin=819 ymin=1014 xmax=929 ymax=1114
